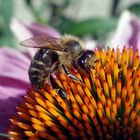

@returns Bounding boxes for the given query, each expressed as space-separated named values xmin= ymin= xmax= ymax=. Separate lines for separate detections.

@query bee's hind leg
xmin=44 ymin=62 xmax=59 ymax=88
xmin=61 ymin=64 xmax=80 ymax=81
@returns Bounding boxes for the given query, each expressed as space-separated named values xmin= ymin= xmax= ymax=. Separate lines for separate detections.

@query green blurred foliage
xmin=0 ymin=0 xmax=140 ymax=47
xmin=127 ymin=3 xmax=140 ymax=16
xmin=0 ymin=0 xmax=14 ymax=46
xmin=59 ymin=18 xmax=117 ymax=36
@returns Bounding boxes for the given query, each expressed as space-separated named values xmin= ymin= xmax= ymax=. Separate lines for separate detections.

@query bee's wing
xmin=20 ymin=35 xmax=65 ymax=52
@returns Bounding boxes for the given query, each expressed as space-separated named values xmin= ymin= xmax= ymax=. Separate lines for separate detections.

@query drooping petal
xmin=0 ymin=94 xmax=24 ymax=133
xmin=10 ymin=18 xmax=60 ymax=41
xmin=0 ymin=47 xmax=30 ymax=83
xmin=10 ymin=18 xmax=60 ymax=58
xmin=108 ymin=10 xmax=140 ymax=50
xmin=0 ymin=47 xmax=31 ymax=133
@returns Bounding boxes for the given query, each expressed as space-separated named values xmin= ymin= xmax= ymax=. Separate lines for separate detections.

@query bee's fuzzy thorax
xmin=61 ymin=34 xmax=85 ymax=49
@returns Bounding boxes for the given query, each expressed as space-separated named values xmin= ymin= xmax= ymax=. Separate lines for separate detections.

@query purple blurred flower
xmin=10 ymin=18 xmax=60 ymax=41
xmin=0 ymin=47 xmax=30 ymax=134
xmin=0 ymin=19 xmax=60 ymax=138
xmin=108 ymin=10 xmax=140 ymax=51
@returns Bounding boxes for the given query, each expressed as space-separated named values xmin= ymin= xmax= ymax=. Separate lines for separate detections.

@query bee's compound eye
xmin=84 ymin=50 xmax=95 ymax=58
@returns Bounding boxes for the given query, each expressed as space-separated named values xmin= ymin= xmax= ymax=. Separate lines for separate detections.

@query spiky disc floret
xmin=8 ymin=47 xmax=140 ymax=140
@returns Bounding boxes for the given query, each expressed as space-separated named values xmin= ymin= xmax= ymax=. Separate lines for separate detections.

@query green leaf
xmin=127 ymin=3 xmax=140 ymax=16
xmin=60 ymin=18 xmax=118 ymax=36
xmin=0 ymin=0 xmax=13 ymax=36
xmin=0 ymin=36 xmax=14 ymax=47
xmin=0 ymin=0 xmax=14 ymax=47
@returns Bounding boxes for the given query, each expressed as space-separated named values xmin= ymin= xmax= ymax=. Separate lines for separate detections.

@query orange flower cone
xmin=8 ymin=47 xmax=140 ymax=140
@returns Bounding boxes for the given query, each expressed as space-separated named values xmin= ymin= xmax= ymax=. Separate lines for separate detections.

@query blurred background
xmin=0 ymin=0 xmax=140 ymax=48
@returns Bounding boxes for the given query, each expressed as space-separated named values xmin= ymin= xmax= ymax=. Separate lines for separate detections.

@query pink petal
xmin=10 ymin=18 xmax=60 ymax=41
xmin=0 ymin=93 xmax=24 ymax=133
xmin=10 ymin=18 xmax=60 ymax=58
xmin=0 ymin=47 xmax=31 ymax=133
xmin=108 ymin=10 xmax=140 ymax=51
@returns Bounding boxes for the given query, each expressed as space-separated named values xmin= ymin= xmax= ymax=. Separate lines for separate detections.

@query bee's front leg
xmin=61 ymin=64 xmax=81 ymax=81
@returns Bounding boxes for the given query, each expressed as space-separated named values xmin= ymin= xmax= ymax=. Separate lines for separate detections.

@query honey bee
xmin=20 ymin=34 xmax=97 ymax=89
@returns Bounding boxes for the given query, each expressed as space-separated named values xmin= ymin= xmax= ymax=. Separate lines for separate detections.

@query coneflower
xmin=8 ymin=47 xmax=140 ymax=140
